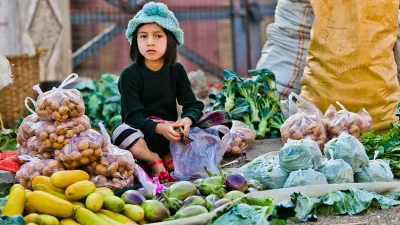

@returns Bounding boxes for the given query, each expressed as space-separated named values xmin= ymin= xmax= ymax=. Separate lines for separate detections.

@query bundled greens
xmin=208 ymin=69 xmax=285 ymax=139
xmin=361 ymin=121 xmax=400 ymax=177
xmin=0 ymin=128 xmax=17 ymax=151
xmin=75 ymin=73 xmax=122 ymax=131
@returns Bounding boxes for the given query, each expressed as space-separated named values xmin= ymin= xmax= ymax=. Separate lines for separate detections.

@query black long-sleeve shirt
xmin=118 ymin=61 xmax=204 ymax=148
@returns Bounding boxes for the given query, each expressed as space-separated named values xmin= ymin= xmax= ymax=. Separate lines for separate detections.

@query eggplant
xmin=193 ymin=179 xmax=204 ymax=185
xmin=197 ymin=176 xmax=224 ymax=196
xmin=205 ymin=194 xmax=220 ymax=211
xmin=225 ymin=173 xmax=248 ymax=192
xmin=121 ymin=190 xmax=146 ymax=205
xmin=174 ymin=205 xmax=208 ymax=219
xmin=137 ymin=187 xmax=154 ymax=199
xmin=141 ymin=200 xmax=170 ymax=222
xmin=210 ymin=185 xmax=227 ymax=199
xmin=166 ymin=181 xmax=197 ymax=200
xmin=212 ymin=198 xmax=231 ymax=210
xmin=160 ymin=191 xmax=182 ymax=214
xmin=182 ymin=196 xmax=206 ymax=209
xmin=224 ymin=190 xmax=245 ymax=200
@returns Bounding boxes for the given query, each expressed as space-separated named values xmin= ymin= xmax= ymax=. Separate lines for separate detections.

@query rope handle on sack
xmin=24 ymin=97 xmax=37 ymax=114
xmin=58 ymin=73 xmax=79 ymax=90
xmin=98 ymin=122 xmax=111 ymax=146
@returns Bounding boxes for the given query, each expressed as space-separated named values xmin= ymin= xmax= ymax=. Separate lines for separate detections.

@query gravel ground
xmin=222 ymin=138 xmax=400 ymax=225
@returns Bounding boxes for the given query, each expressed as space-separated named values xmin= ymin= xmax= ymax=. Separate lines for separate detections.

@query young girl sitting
xmin=112 ymin=2 xmax=204 ymax=183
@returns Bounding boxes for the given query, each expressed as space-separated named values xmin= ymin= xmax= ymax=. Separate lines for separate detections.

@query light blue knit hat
xmin=126 ymin=2 xmax=184 ymax=46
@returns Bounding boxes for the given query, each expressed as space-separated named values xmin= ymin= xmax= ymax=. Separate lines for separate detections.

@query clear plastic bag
xmin=170 ymin=125 xmax=232 ymax=181
xmin=34 ymin=115 xmax=91 ymax=151
xmin=17 ymin=137 xmax=55 ymax=161
xmin=354 ymin=151 xmax=394 ymax=183
xmin=225 ymin=120 xmax=256 ymax=156
xmin=15 ymin=156 xmax=64 ymax=189
xmin=90 ymin=174 xmax=134 ymax=191
xmin=17 ymin=98 xmax=40 ymax=147
xmin=279 ymin=139 xmax=324 ymax=172
xmin=325 ymin=101 xmax=372 ymax=139
xmin=86 ymin=123 xmax=135 ymax=179
xmin=134 ymin=164 xmax=166 ymax=195
xmin=319 ymin=150 xmax=354 ymax=184
xmin=280 ymin=93 xmax=328 ymax=150
xmin=55 ymin=129 xmax=107 ymax=169
xmin=324 ymin=133 xmax=369 ymax=172
xmin=33 ymin=74 xmax=85 ymax=121
xmin=283 ymin=168 xmax=328 ymax=188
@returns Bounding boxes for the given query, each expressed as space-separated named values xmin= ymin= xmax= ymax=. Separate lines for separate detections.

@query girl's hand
xmin=174 ymin=117 xmax=193 ymax=136
xmin=156 ymin=122 xmax=182 ymax=143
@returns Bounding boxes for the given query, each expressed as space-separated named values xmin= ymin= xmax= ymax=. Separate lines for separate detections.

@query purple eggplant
xmin=212 ymin=198 xmax=231 ymax=210
xmin=142 ymin=200 xmax=170 ymax=222
xmin=137 ymin=188 xmax=154 ymax=199
xmin=225 ymin=173 xmax=248 ymax=192
xmin=121 ymin=190 xmax=146 ymax=205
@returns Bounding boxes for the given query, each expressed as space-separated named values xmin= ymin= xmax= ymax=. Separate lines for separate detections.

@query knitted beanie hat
xmin=126 ymin=2 xmax=184 ymax=46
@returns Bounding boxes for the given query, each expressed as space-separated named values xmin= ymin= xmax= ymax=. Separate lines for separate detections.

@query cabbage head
xmin=324 ymin=133 xmax=369 ymax=172
xmin=283 ymin=168 xmax=328 ymax=188
xmin=319 ymin=158 xmax=354 ymax=184
xmin=279 ymin=139 xmax=323 ymax=172
xmin=354 ymin=159 xmax=393 ymax=183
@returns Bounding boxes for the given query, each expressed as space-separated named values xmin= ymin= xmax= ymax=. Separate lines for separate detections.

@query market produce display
xmin=208 ymin=69 xmax=285 ymax=139
xmin=354 ymin=151 xmax=394 ymax=183
xmin=361 ymin=121 xmax=400 ymax=177
xmin=224 ymin=120 xmax=256 ymax=156
xmin=75 ymin=73 xmax=122 ymax=131
xmin=319 ymin=150 xmax=354 ymax=184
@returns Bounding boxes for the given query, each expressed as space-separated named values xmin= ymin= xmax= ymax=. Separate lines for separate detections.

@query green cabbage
xmin=319 ymin=158 xmax=354 ymax=184
xmin=279 ymin=139 xmax=323 ymax=172
xmin=283 ymin=169 xmax=328 ymax=188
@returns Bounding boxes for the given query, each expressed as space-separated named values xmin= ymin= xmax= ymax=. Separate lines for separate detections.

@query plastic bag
xmin=134 ymin=164 xmax=167 ymax=195
xmin=319 ymin=149 xmax=354 ymax=184
xmin=90 ymin=174 xmax=134 ymax=191
xmin=324 ymin=133 xmax=369 ymax=172
xmin=17 ymin=98 xmax=39 ymax=148
xmin=325 ymin=102 xmax=372 ymax=139
xmin=15 ymin=156 xmax=64 ymax=189
xmin=280 ymin=93 xmax=328 ymax=150
xmin=55 ymin=129 xmax=107 ymax=169
xmin=283 ymin=168 xmax=328 ymax=188
xmin=225 ymin=120 xmax=256 ymax=156
xmin=170 ymin=125 xmax=232 ymax=181
xmin=354 ymin=151 xmax=394 ymax=183
xmin=279 ymin=139 xmax=323 ymax=173
xmin=33 ymin=74 xmax=85 ymax=121
xmin=34 ymin=115 xmax=91 ymax=151
xmin=16 ymin=137 xmax=54 ymax=163
xmin=85 ymin=123 xmax=135 ymax=179
xmin=244 ymin=158 xmax=289 ymax=190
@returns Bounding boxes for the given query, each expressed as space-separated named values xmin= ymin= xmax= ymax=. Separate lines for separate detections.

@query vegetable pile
xmin=361 ymin=121 xmax=400 ymax=177
xmin=75 ymin=73 xmax=122 ymax=131
xmin=208 ymin=69 xmax=285 ymax=139
xmin=0 ymin=128 xmax=17 ymax=151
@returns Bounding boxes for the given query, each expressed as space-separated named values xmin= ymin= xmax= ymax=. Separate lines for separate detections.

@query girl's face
xmin=137 ymin=23 xmax=167 ymax=64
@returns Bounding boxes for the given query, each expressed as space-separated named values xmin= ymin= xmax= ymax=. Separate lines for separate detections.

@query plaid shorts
xmin=111 ymin=123 xmax=144 ymax=150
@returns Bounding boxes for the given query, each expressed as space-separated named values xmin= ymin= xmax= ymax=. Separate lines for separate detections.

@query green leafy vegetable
xmin=75 ymin=73 xmax=121 ymax=131
xmin=0 ymin=128 xmax=17 ymax=151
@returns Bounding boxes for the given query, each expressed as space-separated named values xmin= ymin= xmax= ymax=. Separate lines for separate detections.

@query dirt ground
xmin=222 ymin=138 xmax=400 ymax=225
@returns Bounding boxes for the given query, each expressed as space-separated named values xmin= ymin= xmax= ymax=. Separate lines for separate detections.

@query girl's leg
xmin=127 ymin=138 xmax=169 ymax=182
xmin=162 ymin=153 xmax=174 ymax=171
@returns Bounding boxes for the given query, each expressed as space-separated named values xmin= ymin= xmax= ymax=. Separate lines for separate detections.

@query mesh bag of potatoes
xmin=15 ymin=156 xmax=64 ymax=189
xmin=90 ymin=174 xmax=134 ymax=191
xmin=55 ymin=129 xmax=108 ymax=169
xmin=16 ymin=136 xmax=54 ymax=164
xmin=85 ymin=122 xmax=135 ymax=179
xmin=33 ymin=74 xmax=85 ymax=121
xmin=280 ymin=109 xmax=328 ymax=150
xmin=17 ymin=98 xmax=40 ymax=147
xmin=34 ymin=115 xmax=91 ymax=151
xmin=325 ymin=102 xmax=372 ymax=139
xmin=225 ymin=120 xmax=256 ymax=156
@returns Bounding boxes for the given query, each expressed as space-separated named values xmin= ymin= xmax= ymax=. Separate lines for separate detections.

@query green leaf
xmin=74 ymin=79 xmax=96 ymax=91
xmin=88 ymin=95 xmax=102 ymax=117
xmin=208 ymin=203 xmax=272 ymax=225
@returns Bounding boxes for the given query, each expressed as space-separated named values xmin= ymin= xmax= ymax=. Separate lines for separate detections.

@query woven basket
xmin=0 ymin=54 xmax=40 ymax=128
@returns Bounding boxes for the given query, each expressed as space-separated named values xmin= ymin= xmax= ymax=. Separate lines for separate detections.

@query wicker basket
xmin=0 ymin=54 xmax=40 ymax=128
